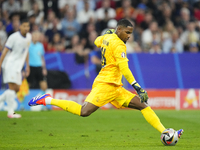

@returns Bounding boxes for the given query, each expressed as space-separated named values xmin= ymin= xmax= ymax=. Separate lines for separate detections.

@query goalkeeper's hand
xmin=104 ymin=29 xmax=115 ymax=34
xmin=132 ymin=82 xmax=148 ymax=103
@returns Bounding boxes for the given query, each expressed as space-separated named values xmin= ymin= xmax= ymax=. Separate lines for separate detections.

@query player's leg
xmin=39 ymin=80 xmax=48 ymax=92
xmin=28 ymin=82 xmax=114 ymax=117
xmin=80 ymin=102 xmax=99 ymax=117
xmin=127 ymin=95 xmax=166 ymax=133
xmin=37 ymin=67 xmax=48 ymax=93
xmin=50 ymin=97 xmax=99 ymax=117
xmin=27 ymin=66 xmax=35 ymax=88
xmin=2 ymin=69 xmax=22 ymax=118
xmin=8 ymin=82 xmax=20 ymax=93
xmin=0 ymin=68 xmax=9 ymax=102
xmin=28 ymin=80 xmax=101 ymax=116
xmin=6 ymin=83 xmax=21 ymax=118
xmin=0 ymin=90 xmax=8 ymax=102
xmin=127 ymin=96 xmax=183 ymax=137
xmin=114 ymin=87 xmax=166 ymax=133
xmin=28 ymin=93 xmax=99 ymax=116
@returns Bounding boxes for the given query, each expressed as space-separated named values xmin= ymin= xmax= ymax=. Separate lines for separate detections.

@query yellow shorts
xmin=85 ymin=82 xmax=136 ymax=108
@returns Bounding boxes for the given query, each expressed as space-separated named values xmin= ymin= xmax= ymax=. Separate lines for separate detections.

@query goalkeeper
xmin=28 ymin=19 xmax=183 ymax=136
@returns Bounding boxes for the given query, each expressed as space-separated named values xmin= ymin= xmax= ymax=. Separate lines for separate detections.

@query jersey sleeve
xmin=114 ymin=44 xmax=129 ymax=64
xmin=94 ymin=35 xmax=104 ymax=48
xmin=119 ymin=61 xmax=136 ymax=85
xmin=5 ymin=34 xmax=15 ymax=50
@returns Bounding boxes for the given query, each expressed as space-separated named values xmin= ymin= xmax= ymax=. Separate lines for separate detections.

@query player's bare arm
xmin=0 ymin=47 xmax=9 ymax=73
xmin=42 ymin=55 xmax=47 ymax=76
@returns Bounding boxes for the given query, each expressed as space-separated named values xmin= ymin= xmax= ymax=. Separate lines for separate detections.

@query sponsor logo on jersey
xmin=121 ymin=52 xmax=126 ymax=58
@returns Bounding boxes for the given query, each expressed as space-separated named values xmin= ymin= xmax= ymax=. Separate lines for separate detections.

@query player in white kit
xmin=0 ymin=19 xmax=31 ymax=118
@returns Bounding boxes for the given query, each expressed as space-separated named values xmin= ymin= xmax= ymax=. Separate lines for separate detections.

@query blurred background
xmin=0 ymin=0 xmax=199 ymax=111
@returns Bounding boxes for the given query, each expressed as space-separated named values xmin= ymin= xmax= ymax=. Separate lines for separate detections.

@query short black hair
xmin=117 ymin=19 xmax=133 ymax=28
xmin=21 ymin=18 xmax=29 ymax=24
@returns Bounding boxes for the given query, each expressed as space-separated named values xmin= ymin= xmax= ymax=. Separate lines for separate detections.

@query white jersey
xmin=2 ymin=31 xmax=32 ymax=72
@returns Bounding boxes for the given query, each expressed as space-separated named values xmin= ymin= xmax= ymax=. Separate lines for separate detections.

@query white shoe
xmin=7 ymin=113 xmax=21 ymax=118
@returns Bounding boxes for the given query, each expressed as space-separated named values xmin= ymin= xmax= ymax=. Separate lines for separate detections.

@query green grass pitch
xmin=0 ymin=109 xmax=199 ymax=150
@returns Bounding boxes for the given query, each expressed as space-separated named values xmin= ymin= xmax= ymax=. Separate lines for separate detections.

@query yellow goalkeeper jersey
xmin=94 ymin=33 xmax=128 ymax=86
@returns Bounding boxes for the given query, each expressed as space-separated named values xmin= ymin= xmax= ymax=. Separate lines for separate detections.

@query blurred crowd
xmin=0 ymin=0 xmax=200 ymax=59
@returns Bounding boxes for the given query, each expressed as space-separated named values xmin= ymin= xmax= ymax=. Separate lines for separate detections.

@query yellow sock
xmin=141 ymin=106 xmax=166 ymax=133
xmin=51 ymin=99 xmax=82 ymax=116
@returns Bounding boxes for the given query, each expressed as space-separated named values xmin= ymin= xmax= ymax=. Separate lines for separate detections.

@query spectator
xmin=27 ymin=31 xmax=48 ymax=94
xmin=141 ymin=21 xmax=161 ymax=52
xmin=47 ymin=11 xmax=56 ymax=25
xmin=0 ymin=12 xmax=7 ymax=27
xmin=149 ymin=41 xmax=162 ymax=54
xmin=27 ymin=2 xmax=44 ymax=25
xmin=115 ymin=0 xmax=135 ymax=21
xmin=65 ymin=34 xmax=81 ymax=53
xmin=77 ymin=0 xmax=95 ymax=25
xmin=21 ymin=0 xmax=44 ymax=13
xmin=140 ymin=12 xmax=154 ymax=30
xmin=58 ymin=0 xmax=78 ymax=12
xmin=46 ymin=33 xmax=64 ymax=53
xmin=0 ymin=21 xmax=7 ymax=51
xmin=123 ymin=5 xmax=134 ymax=21
xmin=40 ymin=33 xmax=48 ymax=52
xmin=193 ymin=2 xmax=200 ymax=21
xmin=84 ymin=31 xmax=98 ymax=51
xmin=5 ymin=14 xmax=20 ymax=35
xmin=95 ymin=0 xmax=116 ymax=32
xmin=176 ymin=7 xmax=192 ymax=32
xmin=27 ymin=13 xmax=36 ymax=33
xmin=162 ymin=29 xmax=183 ymax=53
xmin=42 ymin=11 xmax=61 ymax=33
xmin=45 ymin=18 xmax=63 ymax=43
xmin=146 ymin=0 xmax=159 ymax=18
xmin=80 ymin=23 xmax=96 ymax=48
xmin=66 ymin=34 xmax=89 ymax=64
xmin=61 ymin=9 xmax=81 ymax=40
xmin=162 ymin=21 xmax=175 ymax=41
xmin=133 ymin=3 xmax=146 ymax=25
xmin=90 ymin=48 xmax=101 ymax=74
xmin=7 ymin=17 xmax=20 ymax=36
xmin=180 ymin=21 xmax=199 ymax=51
xmin=96 ymin=0 xmax=116 ymax=9
xmin=31 ymin=24 xmax=41 ymax=32
xmin=2 ymin=0 xmax=20 ymax=15
xmin=101 ymin=19 xmax=117 ymax=35
xmin=126 ymin=34 xmax=142 ymax=53
xmin=157 ymin=6 xmax=174 ymax=27
xmin=43 ymin=0 xmax=60 ymax=19
xmin=51 ymin=33 xmax=65 ymax=52
xmin=189 ymin=42 xmax=199 ymax=53
xmin=131 ymin=20 xmax=141 ymax=44
xmin=76 ymin=0 xmax=96 ymax=12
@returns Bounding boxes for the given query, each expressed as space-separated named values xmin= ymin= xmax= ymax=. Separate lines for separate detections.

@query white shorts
xmin=2 ymin=68 xmax=22 ymax=85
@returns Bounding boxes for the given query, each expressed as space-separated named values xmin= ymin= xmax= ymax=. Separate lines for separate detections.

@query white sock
xmin=5 ymin=89 xmax=16 ymax=116
xmin=45 ymin=97 xmax=52 ymax=105
xmin=0 ymin=90 xmax=9 ymax=102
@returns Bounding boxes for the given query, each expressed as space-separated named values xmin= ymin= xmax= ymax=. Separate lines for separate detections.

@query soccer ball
xmin=160 ymin=128 xmax=179 ymax=146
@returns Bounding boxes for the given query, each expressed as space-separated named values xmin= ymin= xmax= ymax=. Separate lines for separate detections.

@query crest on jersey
xmin=121 ymin=52 xmax=126 ymax=58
